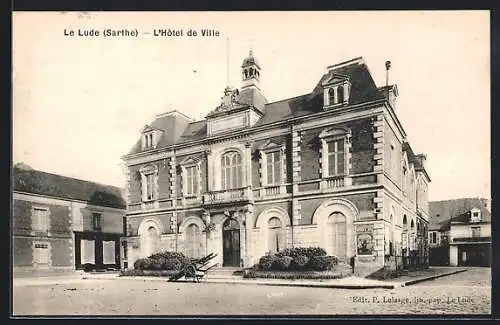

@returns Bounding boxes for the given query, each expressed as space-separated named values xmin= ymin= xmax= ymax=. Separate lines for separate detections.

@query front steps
xmin=205 ymin=267 xmax=243 ymax=280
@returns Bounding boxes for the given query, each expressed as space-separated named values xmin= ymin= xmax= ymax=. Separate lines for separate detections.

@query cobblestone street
xmin=12 ymin=268 xmax=490 ymax=316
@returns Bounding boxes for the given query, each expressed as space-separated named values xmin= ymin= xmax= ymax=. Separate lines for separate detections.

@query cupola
xmin=241 ymin=50 xmax=261 ymax=90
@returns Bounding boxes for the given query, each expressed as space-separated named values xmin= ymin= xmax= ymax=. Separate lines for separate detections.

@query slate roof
xmin=128 ymin=111 xmax=193 ymax=155
xmin=429 ymin=198 xmax=490 ymax=231
xmin=237 ymin=87 xmax=268 ymax=112
xmin=13 ymin=165 xmax=126 ymax=209
xmin=126 ymin=57 xmax=386 ymax=155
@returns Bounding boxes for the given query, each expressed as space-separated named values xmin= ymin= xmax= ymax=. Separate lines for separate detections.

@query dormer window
xmin=322 ymin=72 xmax=351 ymax=108
xmin=144 ymin=133 xmax=154 ymax=149
xmin=140 ymin=125 xmax=162 ymax=150
xmin=470 ymin=208 xmax=481 ymax=223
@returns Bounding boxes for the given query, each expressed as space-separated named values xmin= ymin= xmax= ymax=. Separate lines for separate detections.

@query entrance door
xmin=223 ymin=218 xmax=240 ymax=267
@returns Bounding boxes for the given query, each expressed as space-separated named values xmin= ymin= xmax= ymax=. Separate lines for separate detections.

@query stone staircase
xmin=204 ymin=267 xmax=243 ymax=281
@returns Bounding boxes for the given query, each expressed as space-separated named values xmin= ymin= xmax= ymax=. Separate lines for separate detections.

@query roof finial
xmin=385 ymin=60 xmax=392 ymax=87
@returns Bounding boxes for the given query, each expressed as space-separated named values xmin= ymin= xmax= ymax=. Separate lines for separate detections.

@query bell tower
xmin=241 ymin=50 xmax=261 ymax=91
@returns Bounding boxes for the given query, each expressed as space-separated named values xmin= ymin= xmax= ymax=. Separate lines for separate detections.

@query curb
xmin=111 ymin=276 xmax=396 ymax=289
xmin=401 ymin=269 xmax=468 ymax=287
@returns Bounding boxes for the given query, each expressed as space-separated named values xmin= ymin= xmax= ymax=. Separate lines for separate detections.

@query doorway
xmin=222 ymin=218 xmax=240 ymax=267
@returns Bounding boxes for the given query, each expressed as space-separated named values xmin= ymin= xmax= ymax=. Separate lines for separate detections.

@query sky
xmin=12 ymin=11 xmax=490 ymax=202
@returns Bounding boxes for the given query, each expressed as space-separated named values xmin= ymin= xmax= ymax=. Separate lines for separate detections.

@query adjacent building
xmin=121 ymin=52 xmax=431 ymax=276
xmin=12 ymin=163 xmax=126 ymax=276
xmin=428 ymin=198 xmax=491 ymax=267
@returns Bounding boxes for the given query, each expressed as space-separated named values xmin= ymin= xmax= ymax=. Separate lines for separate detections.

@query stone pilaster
xmin=373 ymin=115 xmax=384 ymax=177
xmin=374 ymin=189 xmax=384 ymax=220
xmin=291 ymin=130 xmax=301 ymax=191
xmin=169 ymin=156 xmax=176 ymax=203
xmin=123 ymin=164 xmax=131 ymax=209
xmin=243 ymin=205 xmax=254 ymax=267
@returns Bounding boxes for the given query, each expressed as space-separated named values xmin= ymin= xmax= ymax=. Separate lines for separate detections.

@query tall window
xmin=34 ymin=243 xmax=50 ymax=266
xmin=221 ymin=151 xmax=242 ymax=190
xmin=327 ymin=139 xmax=345 ymax=176
xmin=185 ymin=166 xmax=199 ymax=195
xmin=185 ymin=223 xmax=203 ymax=258
xmin=33 ymin=208 xmax=49 ymax=233
xmin=471 ymin=226 xmax=481 ymax=238
xmin=92 ymin=213 xmax=102 ymax=231
xmin=429 ymin=231 xmax=437 ymax=244
xmin=327 ymin=212 xmax=347 ymax=258
xmin=337 ymin=86 xmax=344 ymax=103
xmin=267 ymin=217 xmax=284 ymax=254
xmin=145 ymin=173 xmax=155 ymax=200
xmin=328 ymin=88 xmax=335 ymax=105
xmin=144 ymin=226 xmax=159 ymax=257
xmin=402 ymin=166 xmax=407 ymax=193
xmin=266 ymin=151 xmax=282 ymax=185
xmin=144 ymin=133 xmax=153 ymax=149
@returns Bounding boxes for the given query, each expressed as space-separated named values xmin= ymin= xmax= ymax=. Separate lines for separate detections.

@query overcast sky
xmin=13 ymin=11 xmax=490 ymax=201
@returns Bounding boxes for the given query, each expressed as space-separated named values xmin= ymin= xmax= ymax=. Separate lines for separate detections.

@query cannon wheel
xmin=184 ymin=264 xmax=197 ymax=282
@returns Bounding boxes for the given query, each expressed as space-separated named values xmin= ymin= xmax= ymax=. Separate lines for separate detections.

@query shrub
xmin=163 ymin=258 xmax=183 ymax=270
xmin=272 ymin=256 xmax=293 ymax=270
xmin=133 ymin=258 xmax=145 ymax=270
xmin=258 ymin=254 xmax=277 ymax=270
xmin=149 ymin=251 xmax=186 ymax=260
xmin=291 ymin=255 xmax=310 ymax=270
xmin=276 ymin=247 xmax=327 ymax=259
xmin=309 ymin=255 xmax=337 ymax=271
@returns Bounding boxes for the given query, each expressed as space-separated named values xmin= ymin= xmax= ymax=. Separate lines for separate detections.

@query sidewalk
xmin=13 ymin=267 xmax=469 ymax=289
xmin=386 ymin=267 xmax=468 ymax=286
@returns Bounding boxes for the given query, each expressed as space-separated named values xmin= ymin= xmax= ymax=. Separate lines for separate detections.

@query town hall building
xmin=121 ymin=51 xmax=431 ymax=276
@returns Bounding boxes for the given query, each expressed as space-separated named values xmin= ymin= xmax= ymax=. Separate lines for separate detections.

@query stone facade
xmin=122 ymin=53 xmax=430 ymax=275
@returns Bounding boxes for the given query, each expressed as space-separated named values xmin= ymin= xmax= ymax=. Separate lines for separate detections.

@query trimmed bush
xmin=149 ymin=251 xmax=186 ymax=260
xmin=291 ymin=255 xmax=310 ymax=270
xmin=273 ymin=256 xmax=293 ymax=270
xmin=309 ymin=255 xmax=337 ymax=271
xmin=276 ymin=247 xmax=327 ymax=259
xmin=258 ymin=254 xmax=277 ymax=271
xmin=133 ymin=251 xmax=190 ymax=271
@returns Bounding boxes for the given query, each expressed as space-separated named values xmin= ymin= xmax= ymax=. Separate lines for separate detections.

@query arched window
xmin=337 ymin=86 xmax=344 ymax=103
xmin=185 ymin=223 xmax=203 ymax=259
xmin=144 ymin=226 xmax=159 ymax=257
xmin=267 ymin=217 xmax=284 ymax=254
xmin=403 ymin=215 xmax=408 ymax=230
xmin=221 ymin=151 xmax=242 ymax=190
xmin=328 ymin=88 xmax=335 ymax=105
xmin=326 ymin=212 xmax=347 ymax=259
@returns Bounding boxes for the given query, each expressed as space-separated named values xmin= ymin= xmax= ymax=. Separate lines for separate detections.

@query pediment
xmin=179 ymin=155 xmax=203 ymax=166
xmin=257 ymin=139 xmax=284 ymax=151
xmin=319 ymin=126 xmax=351 ymax=139
xmin=140 ymin=124 xmax=161 ymax=134
xmin=322 ymin=72 xmax=349 ymax=86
